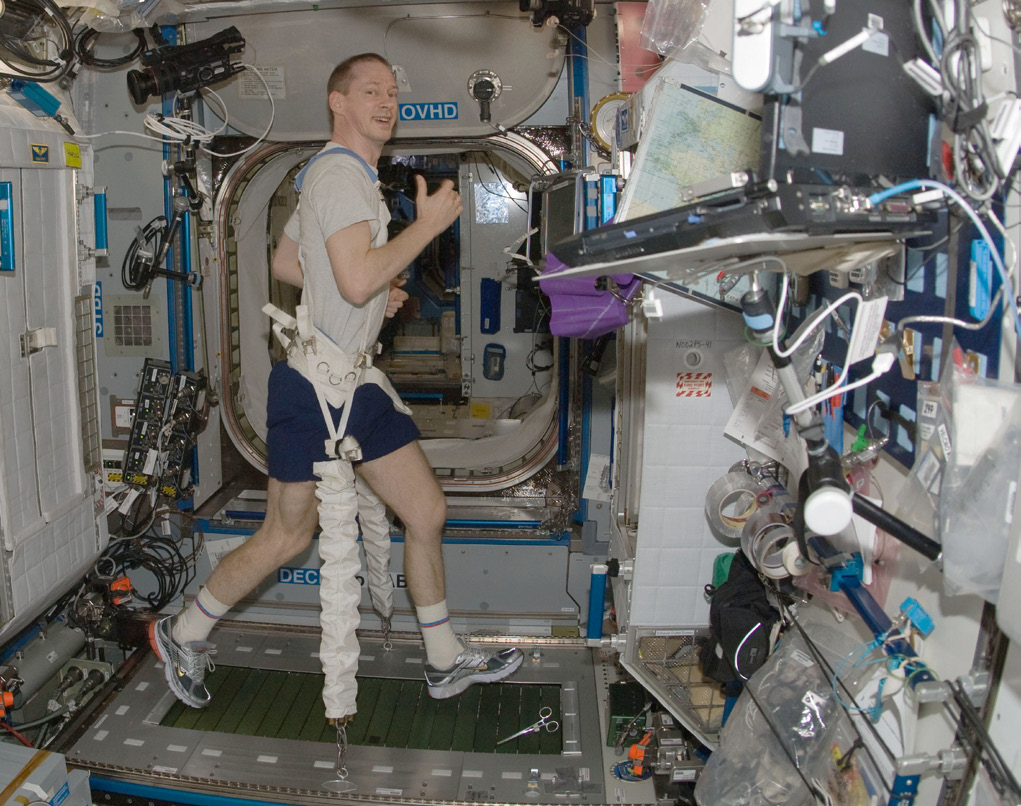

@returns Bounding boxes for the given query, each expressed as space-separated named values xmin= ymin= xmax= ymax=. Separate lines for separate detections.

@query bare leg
xmin=356 ymin=441 xmax=523 ymax=694
xmin=156 ymin=477 xmax=322 ymax=708
xmin=174 ymin=478 xmax=321 ymax=645
xmin=355 ymin=442 xmax=446 ymax=607
xmin=205 ymin=477 xmax=320 ymax=606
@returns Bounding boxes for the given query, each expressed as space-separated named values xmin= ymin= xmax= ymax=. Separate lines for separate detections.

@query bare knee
xmin=263 ymin=479 xmax=319 ymax=562
xmin=404 ymin=491 xmax=446 ymax=543
xmin=274 ymin=520 xmax=317 ymax=561
xmin=245 ymin=516 xmax=314 ymax=568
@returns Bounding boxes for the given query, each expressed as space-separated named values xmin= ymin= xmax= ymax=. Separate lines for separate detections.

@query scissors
xmin=496 ymin=707 xmax=560 ymax=745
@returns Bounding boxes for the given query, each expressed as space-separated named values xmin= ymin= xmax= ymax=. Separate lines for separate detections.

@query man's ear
xmin=328 ymin=90 xmax=344 ymax=117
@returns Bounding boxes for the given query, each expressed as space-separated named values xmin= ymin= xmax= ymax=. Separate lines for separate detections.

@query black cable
xmin=948 ymin=681 xmax=1021 ymax=799
xmin=0 ymin=35 xmax=54 ymax=65
xmin=0 ymin=0 xmax=75 ymax=82
xmin=98 ymin=527 xmax=197 ymax=611
xmin=121 ymin=215 xmax=167 ymax=290
xmin=939 ymin=3 xmax=1002 ymax=200
xmin=74 ymin=26 xmax=146 ymax=68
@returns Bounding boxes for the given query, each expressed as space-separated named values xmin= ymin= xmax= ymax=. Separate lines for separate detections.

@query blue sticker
xmin=969 ymin=240 xmax=992 ymax=320
xmin=934 ymin=252 xmax=948 ymax=299
xmin=30 ymin=144 xmax=49 ymax=163
xmin=398 ymin=102 xmax=458 ymax=121
xmin=897 ymin=404 xmax=916 ymax=452
xmin=0 ymin=182 xmax=13 ymax=272
xmin=51 ymin=781 xmax=70 ymax=806
xmin=95 ymin=281 xmax=103 ymax=337
xmin=906 ymin=251 xmax=926 ymax=294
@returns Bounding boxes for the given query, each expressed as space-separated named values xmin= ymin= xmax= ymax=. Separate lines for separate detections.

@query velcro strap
xmin=262 ymin=302 xmax=297 ymax=330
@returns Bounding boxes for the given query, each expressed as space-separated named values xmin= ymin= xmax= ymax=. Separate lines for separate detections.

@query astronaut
xmin=149 ymin=52 xmax=522 ymax=719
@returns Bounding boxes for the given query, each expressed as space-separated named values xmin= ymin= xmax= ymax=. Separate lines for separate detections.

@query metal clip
xmin=381 ymin=616 xmax=392 ymax=652
xmin=332 ymin=718 xmax=351 ymax=781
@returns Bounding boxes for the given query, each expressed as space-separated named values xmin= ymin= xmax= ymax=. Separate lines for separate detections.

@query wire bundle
xmin=120 ymin=215 xmax=167 ymax=291
xmin=940 ymin=22 xmax=1002 ymax=200
xmin=0 ymin=0 xmax=74 ymax=82
xmin=72 ymin=26 xmax=146 ymax=68
xmin=99 ymin=529 xmax=201 ymax=611
xmin=912 ymin=0 xmax=1012 ymax=202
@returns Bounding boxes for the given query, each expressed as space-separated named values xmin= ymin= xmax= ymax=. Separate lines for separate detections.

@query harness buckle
xmin=326 ymin=435 xmax=363 ymax=462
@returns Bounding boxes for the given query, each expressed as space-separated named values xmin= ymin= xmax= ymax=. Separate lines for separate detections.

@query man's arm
xmin=326 ymin=176 xmax=462 ymax=305
xmin=271 ymin=232 xmax=304 ymax=287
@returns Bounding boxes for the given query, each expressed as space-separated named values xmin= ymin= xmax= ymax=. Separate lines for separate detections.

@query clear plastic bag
xmin=722 ymin=344 xmax=759 ymax=406
xmin=639 ymin=0 xmax=709 ymax=59
xmin=939 ymin=361 xmax=1021 ymax=603
xmin=62 ymin=0 xmax=170 ymax=33
xmin=695 ymin=632 xmax=844 ymax=806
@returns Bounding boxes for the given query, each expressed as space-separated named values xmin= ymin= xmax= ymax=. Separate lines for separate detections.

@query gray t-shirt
xmin=284 ymin=146 xmax=392 ymax=353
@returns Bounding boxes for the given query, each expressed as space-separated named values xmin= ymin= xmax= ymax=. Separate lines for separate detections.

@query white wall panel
xmin=9 ymin=500 xmax=98 ymax=615
xmin=23 ymin=169 xmax=85 ymax=517
xmin=629 ymin=293 xmax=747 ymax=627
xmin=0 ymin=166 xmax=41 ymax=546
xmin=0 ymin=105 xmax=104 ymax=637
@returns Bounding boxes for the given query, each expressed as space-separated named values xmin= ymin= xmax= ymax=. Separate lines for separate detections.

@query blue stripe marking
xmin=90 ymin=778 xmax=285 ymax=806
xmin=196 ymin=600 xmax=217 ymax=619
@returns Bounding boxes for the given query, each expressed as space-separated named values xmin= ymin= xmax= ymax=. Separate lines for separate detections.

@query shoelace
xmin=179 ymin=645 xmax=217 ymax=678
xmin=457 ymin=645 xmax=493 ymax=668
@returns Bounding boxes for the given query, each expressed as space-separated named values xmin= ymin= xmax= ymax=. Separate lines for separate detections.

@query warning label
xmin=676 ymin=372 xmax=712 ymax=398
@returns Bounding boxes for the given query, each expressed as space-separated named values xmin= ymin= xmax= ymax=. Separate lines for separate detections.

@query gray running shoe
xmin=148 ymin=616 xmax=215 ymax=708
xmin=425 ymin=645 xmax=523 ymax=699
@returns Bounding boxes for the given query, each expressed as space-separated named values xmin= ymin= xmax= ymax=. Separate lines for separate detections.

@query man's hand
xmin=386 ymin=277 xmax=410 ymax=318
xmin=414 ymin=175 xmax=463 ymax=236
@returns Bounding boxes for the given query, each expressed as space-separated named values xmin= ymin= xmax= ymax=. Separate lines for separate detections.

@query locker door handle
xmin=20 ymin=326 xmax=57 ymax=357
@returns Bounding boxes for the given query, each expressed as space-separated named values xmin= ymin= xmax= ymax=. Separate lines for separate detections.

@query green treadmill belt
xmin=161 ymin=666 xmax=563 ymax=754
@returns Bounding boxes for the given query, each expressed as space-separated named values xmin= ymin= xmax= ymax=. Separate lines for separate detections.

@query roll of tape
xmin=705 ymin=472 xmax=765 ymax=544
xmin=742 ymin=509 xmax=794 ymax=579
xmin=782 ymin=541 xmax=811 ymax=576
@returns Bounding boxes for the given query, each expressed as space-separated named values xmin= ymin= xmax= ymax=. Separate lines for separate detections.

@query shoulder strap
xmin=294 ymin=145 xmax=377 ymax=191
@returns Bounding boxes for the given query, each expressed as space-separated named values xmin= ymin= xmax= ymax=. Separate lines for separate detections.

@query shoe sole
xmin=148 ymin=620 xmax=208 ymax=709
xmin=427 ymin=651 xmax=524 ymax=700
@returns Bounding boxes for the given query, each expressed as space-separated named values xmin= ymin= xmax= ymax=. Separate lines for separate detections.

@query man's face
xmin=333 ymin=60 xmax=398 ymax=145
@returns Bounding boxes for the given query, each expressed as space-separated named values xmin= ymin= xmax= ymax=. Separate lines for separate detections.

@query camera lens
xmin=127 ymin=68 xmax=159 ymax=105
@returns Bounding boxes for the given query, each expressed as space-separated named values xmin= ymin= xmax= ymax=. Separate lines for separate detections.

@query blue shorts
xmin=266 ymin=361 xmax=420 ymax=482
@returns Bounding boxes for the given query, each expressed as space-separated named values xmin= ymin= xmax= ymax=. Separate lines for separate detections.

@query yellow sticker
xmin=470 ymin=402 xmax=491 ymax=419
xmin=64 ymin=142 xmax=82 ymax=168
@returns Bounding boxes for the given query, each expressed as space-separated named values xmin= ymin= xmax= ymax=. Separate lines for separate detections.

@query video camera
xmin=127 ymin=26 xmax=246 ymax=105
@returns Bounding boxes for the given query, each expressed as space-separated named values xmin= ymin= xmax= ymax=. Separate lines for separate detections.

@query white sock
xmin=416 ymin=601 xmax=465 ymax=670
xmin=173 ymin=587 xmax=230 ymax=644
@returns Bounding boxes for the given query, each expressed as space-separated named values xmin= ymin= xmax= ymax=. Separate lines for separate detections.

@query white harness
xmin=262 ymin=145 xmax=410 ymax=461
xmin=263 ymin=299 xmax=410 ymax=461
